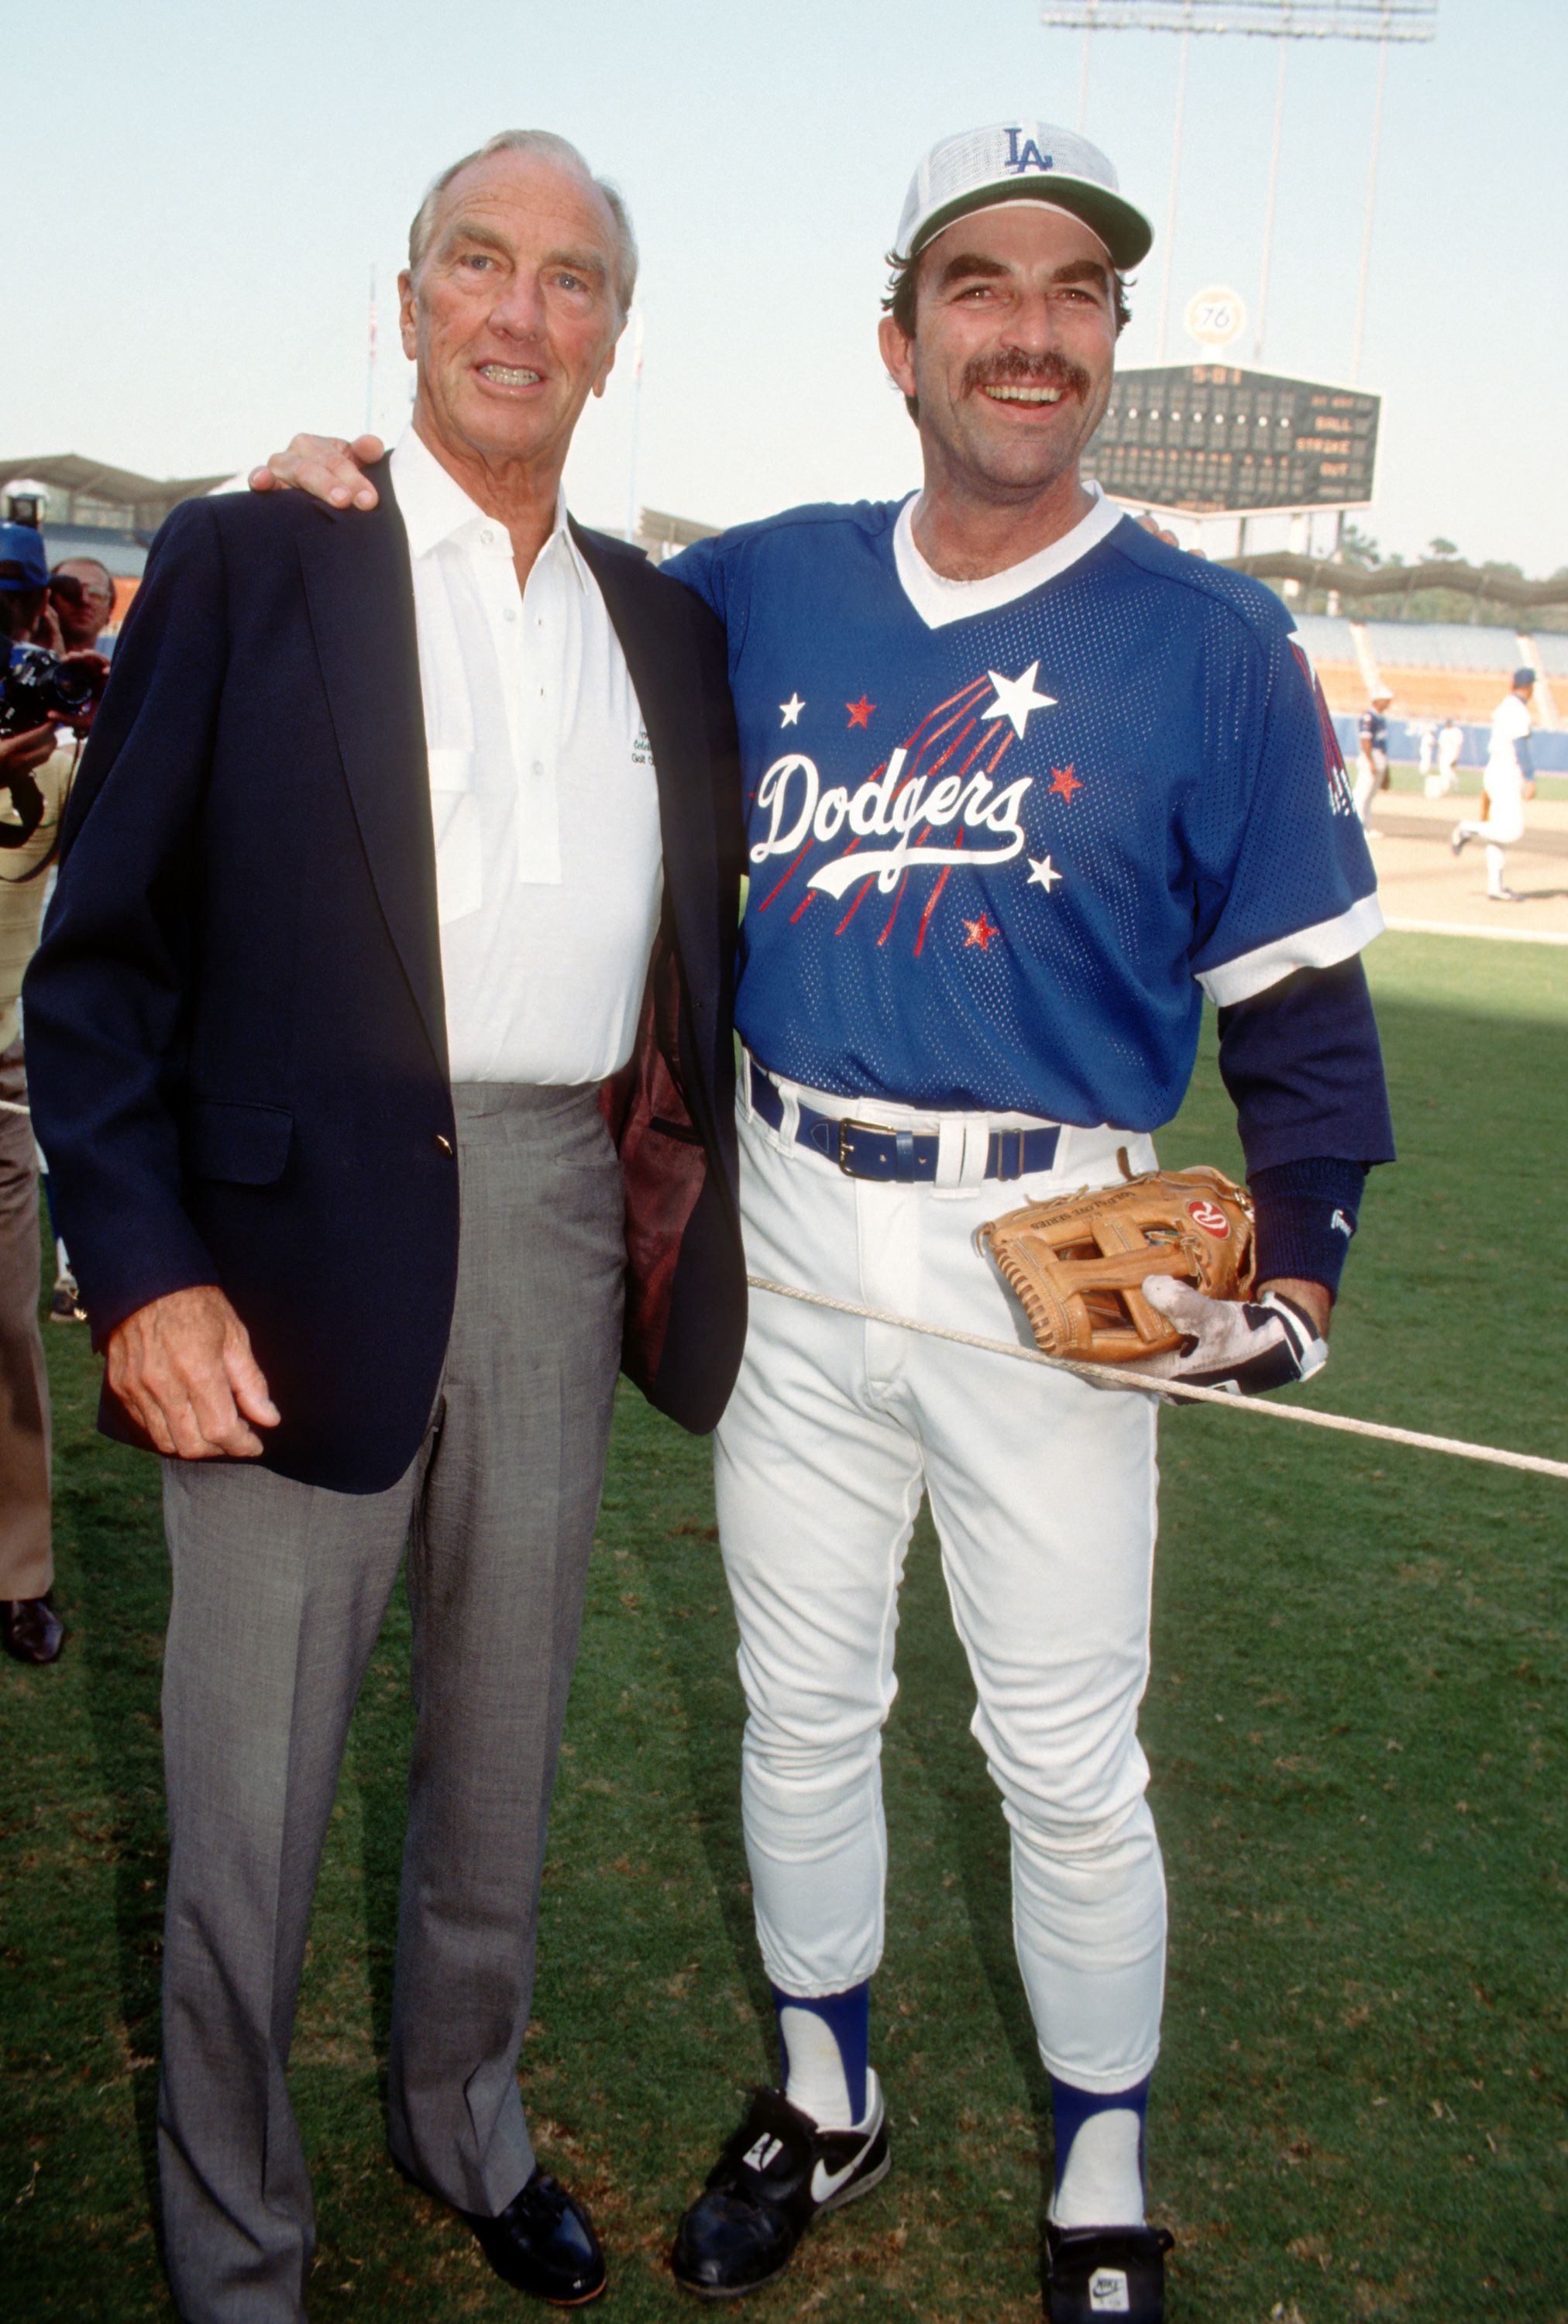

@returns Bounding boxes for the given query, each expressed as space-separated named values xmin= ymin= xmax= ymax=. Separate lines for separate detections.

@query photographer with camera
xmin=50 ymin=557 xmax=119 ymax=657
xmin=0 ymin=521 xmax=106 ymax=1664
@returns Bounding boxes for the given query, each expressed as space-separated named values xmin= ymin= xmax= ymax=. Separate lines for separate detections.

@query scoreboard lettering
xmin=1085 ymin=363 xmax=1380 ymax=514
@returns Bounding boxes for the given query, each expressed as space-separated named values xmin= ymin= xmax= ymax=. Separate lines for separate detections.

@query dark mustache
xmin=961 ymin=348 xmax=1092 ymax=400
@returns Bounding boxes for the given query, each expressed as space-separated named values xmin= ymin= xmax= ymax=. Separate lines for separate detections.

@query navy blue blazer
xmin=23 ymin=466 xmax=747 ymax=1491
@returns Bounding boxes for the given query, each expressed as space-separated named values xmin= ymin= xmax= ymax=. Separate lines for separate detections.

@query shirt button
xmin=504 ymin=604 xmax=518 ymax=621
xmin=435 ymin=1133 xmax=454 ymax=1156
xmin=531 ymin=760 xmax=545 ymax=780
xmin=480 ymin=528 xmax=495 ymax=546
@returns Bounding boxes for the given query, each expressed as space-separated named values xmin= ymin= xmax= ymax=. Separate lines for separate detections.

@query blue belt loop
xmin=894 ymin=1129 xmax=916 ymax=1181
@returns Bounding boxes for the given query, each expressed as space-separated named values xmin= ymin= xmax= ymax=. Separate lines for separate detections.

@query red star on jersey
xmin=846 ymin=696 xmax=875 ymax=728
xmin=1049 ymin=764 xmax=1082 ymax=803
xmin=962 ymin=913 xmax=999 ymax=951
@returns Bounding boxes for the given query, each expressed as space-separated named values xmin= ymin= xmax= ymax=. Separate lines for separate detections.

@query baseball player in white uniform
xmin=253 ymin=116 xmax=1396 ymax=2324
xmin=1452 ymin=668 xmax=1536 ymax=900
xmin=1428 ymin=713 xmax=1464 ymax=797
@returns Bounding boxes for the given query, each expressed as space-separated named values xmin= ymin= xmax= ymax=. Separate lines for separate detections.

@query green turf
xmin=2 ymin=932 xmax=1563 ymax=2321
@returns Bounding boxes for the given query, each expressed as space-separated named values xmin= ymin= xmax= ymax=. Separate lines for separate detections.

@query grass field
xmin=2 ymin=930 xmax=1564 ymax=2322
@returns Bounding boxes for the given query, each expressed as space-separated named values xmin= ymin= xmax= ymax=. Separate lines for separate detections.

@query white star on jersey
xmin=779 ymin=693 xmax=805 ymax=727
xmin=1027 ymin=854 xmax=1064 ymax=892
xmin=983 ymin=662 xmax=1057 ymax=738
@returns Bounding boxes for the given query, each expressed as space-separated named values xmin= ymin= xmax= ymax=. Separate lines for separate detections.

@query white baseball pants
xmin=1456 ymin=767 xmax=1526 ymax=893
xmin=714 ymin=1064 xmax=1168 ymax=2091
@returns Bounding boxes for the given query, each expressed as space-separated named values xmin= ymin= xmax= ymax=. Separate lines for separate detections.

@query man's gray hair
xmin=407 ymin=129 xmax=638 ymax=316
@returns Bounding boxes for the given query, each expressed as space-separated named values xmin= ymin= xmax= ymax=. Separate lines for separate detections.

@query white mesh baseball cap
xmin=896 ymin=122 xmax=1154 ymax=270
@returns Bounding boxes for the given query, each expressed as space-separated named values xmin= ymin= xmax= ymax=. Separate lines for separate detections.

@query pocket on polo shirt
xmin=427 ymin=748 xmax=482 ymax=923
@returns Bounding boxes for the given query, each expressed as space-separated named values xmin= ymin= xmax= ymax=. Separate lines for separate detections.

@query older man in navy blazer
xmin=25 ymin=130 xmax=744 ymax=2320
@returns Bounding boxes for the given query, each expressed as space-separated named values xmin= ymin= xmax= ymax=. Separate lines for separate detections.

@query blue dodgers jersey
xmin=669 ymin=503 xmax=1377 ymax=1129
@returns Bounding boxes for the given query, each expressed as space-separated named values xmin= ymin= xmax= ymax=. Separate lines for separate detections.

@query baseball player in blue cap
xmin=254 ymin=115 xmax=1394 ymax=2324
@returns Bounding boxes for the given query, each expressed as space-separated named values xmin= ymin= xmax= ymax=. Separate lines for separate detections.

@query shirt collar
xmin=891 ymin=481 xmax=1126 ymax=631
xmin=390 ymin=427 xmax=581 ymax=583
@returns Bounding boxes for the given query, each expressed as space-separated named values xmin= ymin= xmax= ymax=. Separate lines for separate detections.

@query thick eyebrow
xmin=933 ymin=249 xmax=1112 ymax=297
xmin=934 ymin=249 xmax=1009 ymax=290
xmin=1050 ymin=256 xmax=1112 ymax=296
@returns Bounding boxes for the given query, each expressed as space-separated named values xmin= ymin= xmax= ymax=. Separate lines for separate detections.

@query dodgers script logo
xmin=748 ymin=664 xmax=1071 ymax=955
xmin=1003 ymin=127 xmax=1054 ymax=174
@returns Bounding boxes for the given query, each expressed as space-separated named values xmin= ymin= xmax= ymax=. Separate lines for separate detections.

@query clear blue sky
xmin=8 ymin=0 xmax=1565 ymax=572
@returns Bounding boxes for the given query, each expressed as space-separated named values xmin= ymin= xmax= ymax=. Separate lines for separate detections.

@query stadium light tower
xmin=1040 ymin=2 xmax=1437 ymax=374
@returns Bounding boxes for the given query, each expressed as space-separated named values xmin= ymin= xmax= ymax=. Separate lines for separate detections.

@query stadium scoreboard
xmin=1085 ymin=363 xmax=1380 ymax=515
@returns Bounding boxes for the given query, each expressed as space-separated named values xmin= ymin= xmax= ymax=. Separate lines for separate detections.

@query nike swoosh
xmin=811 ymin=2147 xmax=866 ymax=2205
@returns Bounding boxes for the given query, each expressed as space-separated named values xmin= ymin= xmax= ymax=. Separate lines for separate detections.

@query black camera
xmin=1 ymin=643 xmax=103 ymax=738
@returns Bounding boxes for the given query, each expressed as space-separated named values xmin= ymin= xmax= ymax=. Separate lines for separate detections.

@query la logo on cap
xmin=1004 ymin=128 xmax=1054 ymax=175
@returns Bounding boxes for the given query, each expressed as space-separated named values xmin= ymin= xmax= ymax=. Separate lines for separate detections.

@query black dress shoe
xmin=1 ymin=1597 xmax=65 ymax=1666
xmin=462 ymin=2167 xmax=607 ymax=2305
xmin=671 ymin=2079 xmax=889 ymax=2298
xmin=1046 ymin=2221 xmax=1174 ymax=2322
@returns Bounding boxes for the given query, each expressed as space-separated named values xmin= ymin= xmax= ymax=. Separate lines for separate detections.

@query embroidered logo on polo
xmin=748 ymin=665 xmax=1075 ymax=949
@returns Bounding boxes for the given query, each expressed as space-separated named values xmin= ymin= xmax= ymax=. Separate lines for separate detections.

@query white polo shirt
xmin=391 ymin=426 xmax=664 ymax=1085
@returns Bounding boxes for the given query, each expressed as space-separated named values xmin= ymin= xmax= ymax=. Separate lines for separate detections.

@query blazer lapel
xmin=299 ymin=467 xmax=448 ymax=1074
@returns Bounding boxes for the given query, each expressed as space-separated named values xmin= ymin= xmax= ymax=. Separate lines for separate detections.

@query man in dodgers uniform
xmin=658 ymin=125 xmax=1393 ymax=2322
xmin=1452 ymin=666 xmax=1537 ymax=902
xmin=257 ymin=116 xmax=1395 ymax=2324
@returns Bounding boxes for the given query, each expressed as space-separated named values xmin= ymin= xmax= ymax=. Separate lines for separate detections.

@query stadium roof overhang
xmin=0 ymin=453 xmax=230 ymax=506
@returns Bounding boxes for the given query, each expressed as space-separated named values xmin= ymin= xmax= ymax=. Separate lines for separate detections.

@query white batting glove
xmin=1140 ymin=1276 xmax=1328 ymax=1397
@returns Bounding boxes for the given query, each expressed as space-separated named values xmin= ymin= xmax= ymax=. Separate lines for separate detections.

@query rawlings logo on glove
xmin=979 ymin=1166 xmax=1327 ymax=1396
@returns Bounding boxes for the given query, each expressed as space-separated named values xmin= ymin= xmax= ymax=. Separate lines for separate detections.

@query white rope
xmin=746 ymin=1274 xmax=1568 ymax=1483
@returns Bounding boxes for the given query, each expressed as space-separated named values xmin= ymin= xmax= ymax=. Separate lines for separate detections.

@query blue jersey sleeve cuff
xmin=1198 ymin=892 xmax=1384 ymax=1008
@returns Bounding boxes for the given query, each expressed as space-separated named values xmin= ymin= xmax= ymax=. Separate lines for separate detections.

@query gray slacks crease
xmin=156 ymin=1084 xmax=624 ymax=2323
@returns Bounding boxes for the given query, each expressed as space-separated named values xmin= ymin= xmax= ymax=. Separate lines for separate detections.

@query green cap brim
xmin=912 ymin=177 xmax=1154 ymax=272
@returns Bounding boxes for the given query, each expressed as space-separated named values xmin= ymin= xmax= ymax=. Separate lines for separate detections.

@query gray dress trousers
xmin=156 ymin=1083 xmax=624 ymax=2322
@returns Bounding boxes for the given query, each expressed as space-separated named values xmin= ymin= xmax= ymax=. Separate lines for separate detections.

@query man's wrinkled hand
xmin=249 ymin=433 xmax=385 ymax=509
xmin=105 ymin=1285 xmax=280 ymax=1459
xmin=1140 ymin=1274 xmax=1329 ymax=1397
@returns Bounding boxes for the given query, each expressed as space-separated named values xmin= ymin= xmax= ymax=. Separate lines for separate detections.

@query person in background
xmin=49 ymin=557 xmax=119 ymax=657
xmin=1415 ymin=719 xmax=1436 ymax=790
xmin=28 ymin=562 xmax=113 ymax=1319
xmin=1427 ymin=713 xmax=1463 ymax=798
xmin=1353 ymin=687 xmax=1393 ymax=824
xmin=1452 ymin=668 xmax=1537 ymax=902
xmin=0 ymin=521 xmax=102 ymax=1662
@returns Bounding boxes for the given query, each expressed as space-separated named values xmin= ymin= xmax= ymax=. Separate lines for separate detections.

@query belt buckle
xmin=836 ymin=1115 xmax=890 ymax=1177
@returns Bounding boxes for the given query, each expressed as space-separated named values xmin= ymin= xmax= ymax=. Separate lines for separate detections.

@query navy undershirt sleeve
xmin=1217 ymin=956 xmax=1395 ymax=1297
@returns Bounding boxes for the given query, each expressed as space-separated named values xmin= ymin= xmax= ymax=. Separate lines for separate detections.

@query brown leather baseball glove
xmin=979 ymin=1166 xmax=1257 ymax=1366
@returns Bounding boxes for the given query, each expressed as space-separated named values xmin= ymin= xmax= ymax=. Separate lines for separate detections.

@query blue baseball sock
xmin=772 ymin=1981 xmax=870 ymax=2129
xmin=1049 ymin=2072 xmax=1150 ymax=2228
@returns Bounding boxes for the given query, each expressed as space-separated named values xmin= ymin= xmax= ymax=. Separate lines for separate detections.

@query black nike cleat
xmin=671 ymin=2077 xmax=889 ymax=2299
xmin=1046 ymin=2222 xmax=1174 ymax=2322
